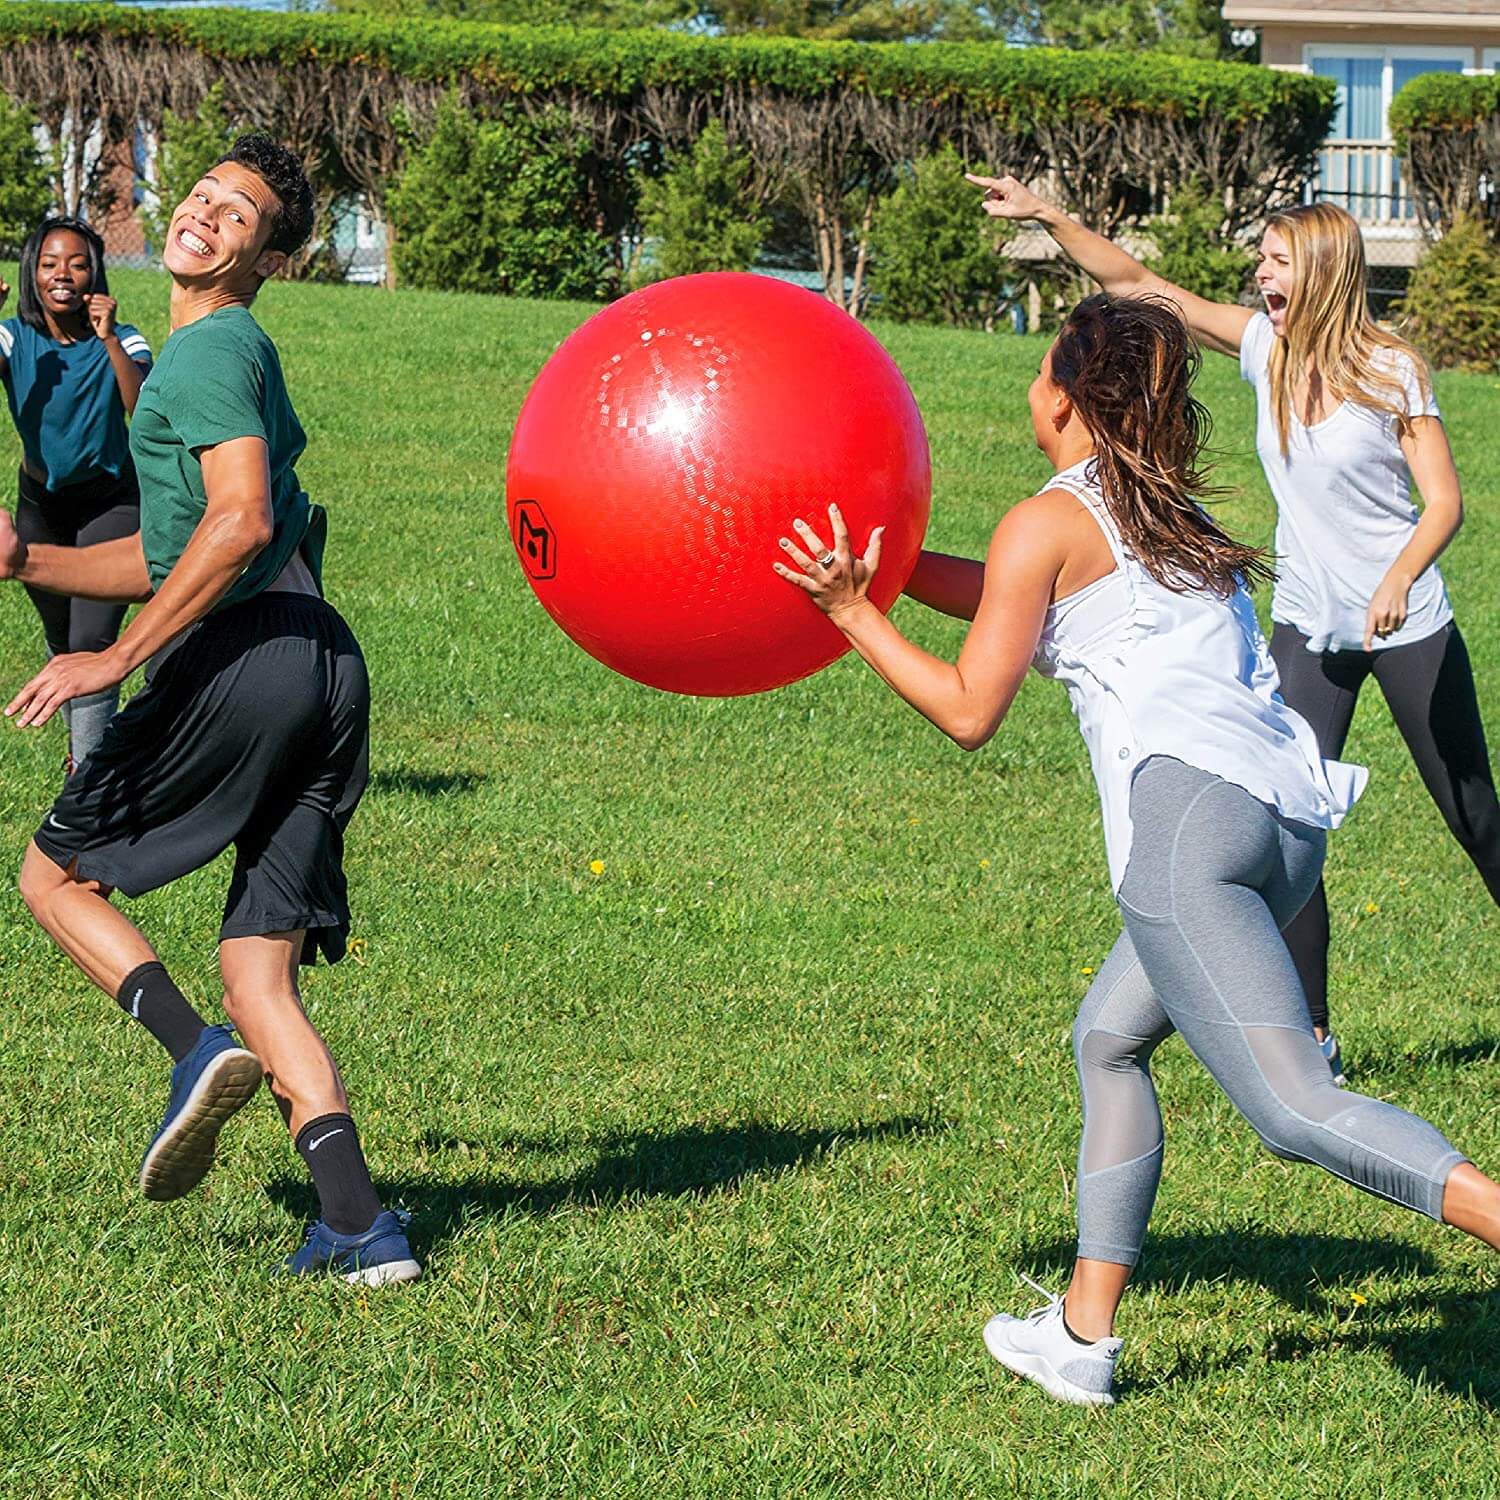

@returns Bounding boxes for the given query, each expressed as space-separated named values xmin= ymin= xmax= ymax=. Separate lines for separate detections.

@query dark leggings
xmin=1270 ymin=620 xmax=1500 ymax=1031
xmin=15 ymin=464 xmax=139 ymax=653
xmin=14 ymin=465 xmax=140 ymax=764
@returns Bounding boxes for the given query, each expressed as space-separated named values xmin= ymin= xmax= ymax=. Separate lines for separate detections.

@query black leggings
xmin=14 ymin=464 xmax=140 ymax=656
xmin=1270 ymin=620 xmax=1500 ymax=1030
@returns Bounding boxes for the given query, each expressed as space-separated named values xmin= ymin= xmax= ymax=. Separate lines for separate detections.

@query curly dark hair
xmin=221 ymin=134 xmax=315 ymax=257
xmin=1050 ymin=293 xmax=1273 ymax=598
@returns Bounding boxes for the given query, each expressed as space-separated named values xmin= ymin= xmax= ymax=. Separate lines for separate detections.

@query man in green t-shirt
xmin=0 ymin=136 xmax=418 ymax=1286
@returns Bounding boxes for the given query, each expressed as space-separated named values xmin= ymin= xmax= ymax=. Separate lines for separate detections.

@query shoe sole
xmin=340 ymin=1258 xmax=423 ymax=1288
xmin=982 ymin=1320 xmax=1115 ymax=1408
xmin=138 ymin=1048 xmax=262 ymax=1202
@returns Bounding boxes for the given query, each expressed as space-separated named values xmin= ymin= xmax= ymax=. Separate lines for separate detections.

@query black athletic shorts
xmin=33 ymin=591 xmax=369 ymax=964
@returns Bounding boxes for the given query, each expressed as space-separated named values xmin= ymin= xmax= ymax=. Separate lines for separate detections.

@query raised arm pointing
xmin=967 ymin=174 xmax=1255 ymax=358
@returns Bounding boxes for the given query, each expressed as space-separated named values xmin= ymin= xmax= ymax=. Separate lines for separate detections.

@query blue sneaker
xmin=279 ymin=1210 xmax=422 ymax=1287
xmin=137 ymin=1024 xmax=261 ymax=1201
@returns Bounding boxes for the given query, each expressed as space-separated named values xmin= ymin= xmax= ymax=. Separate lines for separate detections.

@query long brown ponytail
xmin=1050 ymin=294 xmax=1273 ymax=597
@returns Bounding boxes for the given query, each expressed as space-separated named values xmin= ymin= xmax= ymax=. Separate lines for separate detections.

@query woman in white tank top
xmin=773 ymin=293 xmax=1500 ymax=1408
xmin=969 ymin=177 xmax=1499 ymax=1087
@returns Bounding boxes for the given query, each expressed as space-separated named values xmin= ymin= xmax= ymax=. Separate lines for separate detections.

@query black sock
xmin=1062 ymin=1312 xmax=1098 ymax=1346
xmin=116 ymin=961 xmax=207 ymax=1063
xmin=295 ymin=1113 xmax=384 ymax=1235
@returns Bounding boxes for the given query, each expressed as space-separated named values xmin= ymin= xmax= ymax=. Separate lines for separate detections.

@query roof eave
xmin=1223 ymin=3 xmax=1500 ymax=27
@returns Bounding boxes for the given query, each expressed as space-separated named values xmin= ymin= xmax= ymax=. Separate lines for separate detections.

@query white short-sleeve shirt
xmin=1239 ymin=312 xmax=1451 ymax=654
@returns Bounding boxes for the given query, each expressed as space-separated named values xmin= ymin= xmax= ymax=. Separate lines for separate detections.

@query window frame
xmin=1303 ymin=42 xmax=1476 ymax=142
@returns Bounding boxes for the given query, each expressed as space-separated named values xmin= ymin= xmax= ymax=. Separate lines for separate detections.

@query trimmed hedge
xmin=0 ymin=5 xmax=1325 ymax=123
xmin=1390 ymin=73 xmax=1500 ymax=237
xmin=0 ymin=3 xmax=1334 ymax=298
xmin=1390 ymin=72 xmax=1500 ymax=137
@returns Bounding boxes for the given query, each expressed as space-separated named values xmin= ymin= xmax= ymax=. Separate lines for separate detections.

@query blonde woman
xmin=970 ymin=182 xmax=1498 ymax=1082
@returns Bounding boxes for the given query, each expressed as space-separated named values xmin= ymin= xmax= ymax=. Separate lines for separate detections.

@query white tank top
xmin=1031 ymin=459 xmax=1367 ymax=891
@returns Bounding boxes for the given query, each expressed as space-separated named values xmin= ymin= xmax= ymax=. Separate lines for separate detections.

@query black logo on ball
xmin=514 ymin=500 xmax=556 ymax=580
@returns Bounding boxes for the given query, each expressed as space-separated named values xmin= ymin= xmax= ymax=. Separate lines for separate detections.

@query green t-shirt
xmin=129 ymin=304 xmax=324 ymax=607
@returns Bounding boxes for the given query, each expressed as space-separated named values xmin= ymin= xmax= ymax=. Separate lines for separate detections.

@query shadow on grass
xmin=267 ymin=1115 xmax=944 ymax=1254
xmin=1354 ymin=1035 xmax=1500 ymax=1082
xmin=366 ymin=768 xmax=487 ymax=797
xmin=1026 ymin=1228 xmax=1439 ymax=1311
xmin=1018 ymin=1229 xmax=1500 ymax=1407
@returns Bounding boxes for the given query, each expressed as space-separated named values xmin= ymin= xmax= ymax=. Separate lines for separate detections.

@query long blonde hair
xmin=1264 ymin=202 xmax=1431 ymax=456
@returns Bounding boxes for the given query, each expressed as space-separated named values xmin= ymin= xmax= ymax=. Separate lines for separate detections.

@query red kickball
xmin=503 ymin=272 xmax=931 ymax=696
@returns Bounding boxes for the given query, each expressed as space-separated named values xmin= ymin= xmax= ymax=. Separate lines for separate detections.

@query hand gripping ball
xmin=504 ymin=272 xmax=931 ymax=696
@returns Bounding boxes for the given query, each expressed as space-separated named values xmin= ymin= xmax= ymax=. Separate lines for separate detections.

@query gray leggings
xmin=1074 ymin=756 xmax=1465 ymax=1268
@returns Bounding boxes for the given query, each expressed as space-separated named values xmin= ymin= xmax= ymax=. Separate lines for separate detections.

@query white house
xmin=1222 ymin=0 xmax=1499 ymax=290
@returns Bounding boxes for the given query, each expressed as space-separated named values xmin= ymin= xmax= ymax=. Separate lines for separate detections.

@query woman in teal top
xmin=0 ymin=216 xmax=152 ymax=770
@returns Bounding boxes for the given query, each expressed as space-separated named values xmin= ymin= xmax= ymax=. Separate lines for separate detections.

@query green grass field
xmin=2 ymin=269 xmax=1499 ymax=1498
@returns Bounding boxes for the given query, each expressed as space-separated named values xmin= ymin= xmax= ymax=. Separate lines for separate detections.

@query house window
xmin=1305 ymin=45 xmax=1469 ymax=223
xmin=1306 ymin=46 xmax=1468 ymax=142
xmin=1312 ymin=55 xmax=1384 ymax=141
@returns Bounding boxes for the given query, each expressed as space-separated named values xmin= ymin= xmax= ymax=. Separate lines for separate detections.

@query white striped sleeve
xmin=117 ymin=325 xmax=152 ymax=363
xmin=0 ymin=322 xmax=14 ymax=359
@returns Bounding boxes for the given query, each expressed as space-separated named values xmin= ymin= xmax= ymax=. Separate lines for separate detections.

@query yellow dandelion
xmin=1081 ymin=967 xmax=1095 ymax=976
xmin=1350 ymin=1292 xmax=1367 ymax=1307
xmin=979 ymin=858 xmax=991 ymax=869
xmin=1364 ymin=902 xmax=1379 ymax=915
xmin=589 ymin=859 xmax=606 ymax=876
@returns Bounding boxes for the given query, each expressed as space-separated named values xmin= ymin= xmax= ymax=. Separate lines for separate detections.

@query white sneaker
xmin=982 ymin=1276 xmax=1122 ymax=1407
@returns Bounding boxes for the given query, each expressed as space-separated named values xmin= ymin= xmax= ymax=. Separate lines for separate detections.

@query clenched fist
xmin=83 ymin=292 xmax=118 ymax=340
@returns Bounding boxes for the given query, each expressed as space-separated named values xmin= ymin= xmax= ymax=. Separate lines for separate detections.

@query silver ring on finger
xmin=816 ymin=550 xmax=836 ymax=568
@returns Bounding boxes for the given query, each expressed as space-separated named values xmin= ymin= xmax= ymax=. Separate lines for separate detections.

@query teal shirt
xmin=0 ymin=317 xmax=152 ymax=490
xmin=129 ymin=305 xmax=323 ymax=607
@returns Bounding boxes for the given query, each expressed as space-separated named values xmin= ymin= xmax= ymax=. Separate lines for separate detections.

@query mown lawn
xmin=1 ymin=268 xmax=1498 ymax=1498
